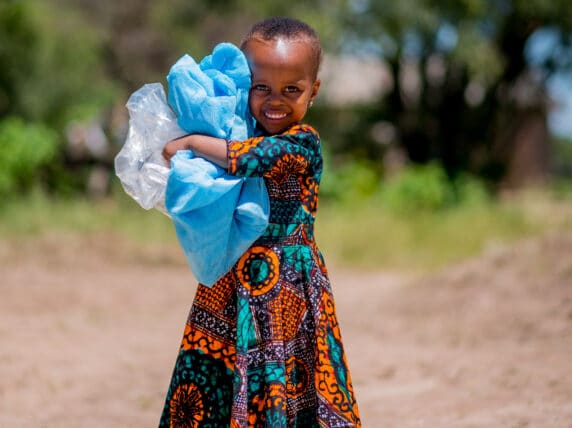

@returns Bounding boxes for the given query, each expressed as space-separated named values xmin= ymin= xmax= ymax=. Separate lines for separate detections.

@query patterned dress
xmin=159 ymin=124 xmax=361 ymax=427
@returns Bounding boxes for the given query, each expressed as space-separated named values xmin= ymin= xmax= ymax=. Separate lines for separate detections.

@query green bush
xmin=0 ymin=116 xmax=59 ymax=197
xmin=321 ymin=156 xmax=491 ymax=212
xmin=379 ymin=163 xmax=452 ymax=212
xmin=379 ymin=163 xmax=490 ymax=213
xmin=321 ymin=150 xmax=380 ymax=201
xmin=451 ymin=172 xmax=491 ymax=206
xmin=553 ymin=136 xmax=572 ymax=180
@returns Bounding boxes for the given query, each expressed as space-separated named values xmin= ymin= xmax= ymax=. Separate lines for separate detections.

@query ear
xmin=309 ymin=79 xmax=321 ymax=103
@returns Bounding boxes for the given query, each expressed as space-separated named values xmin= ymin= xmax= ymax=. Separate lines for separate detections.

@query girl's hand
xmin=162 ymin=137 xmax=190 ymax=164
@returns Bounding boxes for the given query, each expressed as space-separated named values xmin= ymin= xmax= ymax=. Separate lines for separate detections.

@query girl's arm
xmin=162 ymin=134 xmax=228 ymax=168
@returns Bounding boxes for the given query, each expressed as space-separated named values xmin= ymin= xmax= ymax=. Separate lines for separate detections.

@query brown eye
xmin=252 ymin=84 xmax=270 ymax=93
xmin=284 ymin=86 xmax=300 ymax=94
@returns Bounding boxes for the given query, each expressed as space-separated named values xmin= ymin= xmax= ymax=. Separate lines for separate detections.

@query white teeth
xmin=264 ymin=112 xmax=287 ymax=120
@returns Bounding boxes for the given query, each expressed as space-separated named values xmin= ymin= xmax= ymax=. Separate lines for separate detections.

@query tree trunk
xmin=496 ymin=107 xmax=550 ymax=189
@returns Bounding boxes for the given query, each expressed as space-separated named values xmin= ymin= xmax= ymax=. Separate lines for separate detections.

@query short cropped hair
xmin=241 ymin=16 xmax=323 ymax=79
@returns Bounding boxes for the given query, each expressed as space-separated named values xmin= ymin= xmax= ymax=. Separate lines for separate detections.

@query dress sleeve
xmin=227 ymin=125 xmax=319 ymax=178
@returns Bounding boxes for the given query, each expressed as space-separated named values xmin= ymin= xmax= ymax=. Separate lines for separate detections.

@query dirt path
xmin=1 ymin=232 xmax=571 ymax=427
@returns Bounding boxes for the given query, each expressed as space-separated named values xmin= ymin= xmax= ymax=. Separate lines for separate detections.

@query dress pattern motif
xmin=159 ymin=124 xmax=361 ymax=427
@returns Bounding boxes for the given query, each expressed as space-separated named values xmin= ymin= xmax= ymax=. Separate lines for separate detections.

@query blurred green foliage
xmin=0 ymin=117 xmax=58 ymax=197
xmin=554 ymin=136 xmax=572 ymax=178
xmin=379 ymin=163 xmax=490 ymax=213
xmin=0 ymin=0 xmax=571 ymax=200
xmin=321 ymin=152 xmax=490 ymax=212
xmin=320 ymin=147 xmax=381 ymax=200
xmin=0 ymin=0 xmax=116 ymax=126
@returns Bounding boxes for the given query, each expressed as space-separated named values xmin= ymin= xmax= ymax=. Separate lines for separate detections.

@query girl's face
xmin=244 ymin=37 xmax=320 ymax=135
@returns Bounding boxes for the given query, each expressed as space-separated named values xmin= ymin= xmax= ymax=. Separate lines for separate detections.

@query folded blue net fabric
xmin=167 ymin=42 xmax=254 ymax=141
xmin=165 ymin=43 xmax=269 ymax=286
xmin=166 ymin=150 xmax=269 ymax=286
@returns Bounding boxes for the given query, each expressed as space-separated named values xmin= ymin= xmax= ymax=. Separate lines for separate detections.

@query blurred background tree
xmin=1 ymin=0 xmax=571 ymax=201
xmin=0 ymin=0 xmax=115 ymax=127
xmin=0 ymin=0 xmax=116 ymax=196
xmin=333 ymin=0 xmax=572 ymax=189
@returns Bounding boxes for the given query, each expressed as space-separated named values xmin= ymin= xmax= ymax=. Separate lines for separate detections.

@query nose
xmin=267 ymin=90 xmax=282 ymax=104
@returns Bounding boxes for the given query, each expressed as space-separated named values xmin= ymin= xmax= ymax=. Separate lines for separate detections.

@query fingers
xmin=162 ymin=139 xmax=186 ymax=163
xmin=162 ymin=145 xmax=173 ymax=162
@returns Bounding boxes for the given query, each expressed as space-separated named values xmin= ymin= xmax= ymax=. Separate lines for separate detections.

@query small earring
xmin=309 ymin=101 xmax=314 ymax=108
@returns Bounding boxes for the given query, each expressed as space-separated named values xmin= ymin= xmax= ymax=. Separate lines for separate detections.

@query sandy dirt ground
xmin=1 ymin=231 xmax=571 ymax=427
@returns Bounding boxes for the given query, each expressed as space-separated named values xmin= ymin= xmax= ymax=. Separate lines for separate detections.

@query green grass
xmin=315 ymin=198 xmax=541 ymax=271
xmin=1 ymin=187 xmax=570 ymax=272
xmin=0 ymin=188 xmax=177 ymax=244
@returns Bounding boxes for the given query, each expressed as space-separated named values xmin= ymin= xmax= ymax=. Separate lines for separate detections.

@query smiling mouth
xmin=264 ymin=111 xmax=288 ymax=120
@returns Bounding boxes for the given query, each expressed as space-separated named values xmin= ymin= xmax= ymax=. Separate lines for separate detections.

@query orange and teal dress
xmin=159 ymin=123 xmax=361 ymax=427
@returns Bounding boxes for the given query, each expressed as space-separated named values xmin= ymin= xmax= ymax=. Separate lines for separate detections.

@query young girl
xmin=160 ymin=17 xmax=361 ymax=427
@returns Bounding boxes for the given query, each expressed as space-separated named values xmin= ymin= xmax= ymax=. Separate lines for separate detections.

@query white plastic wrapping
xmin=114 ymin=83 xmax=185 ymax=214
